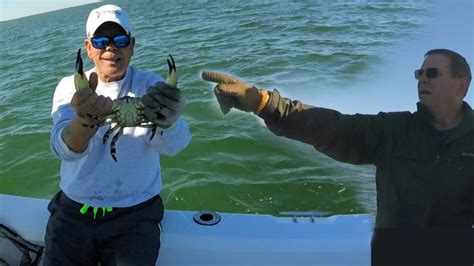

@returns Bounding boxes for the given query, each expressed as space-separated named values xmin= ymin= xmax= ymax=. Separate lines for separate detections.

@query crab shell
xmin=103 ymin=96 xmax=150 ymax=127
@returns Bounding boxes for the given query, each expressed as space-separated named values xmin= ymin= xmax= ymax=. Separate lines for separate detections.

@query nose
xmin=418 ymin=75 xmax=428 ymax=83
xmin=105 ymin=41 xmax=117 ymax=51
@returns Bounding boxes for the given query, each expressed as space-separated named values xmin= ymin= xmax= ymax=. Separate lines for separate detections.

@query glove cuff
xmin=254 ymin=90 xmax=270 ymax=114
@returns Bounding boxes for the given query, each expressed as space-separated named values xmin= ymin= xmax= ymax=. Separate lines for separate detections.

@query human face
xmin=417 ymin=54 xmax=466 ymax=111
xmin=85 ymin=22 xmax=135 ymax=82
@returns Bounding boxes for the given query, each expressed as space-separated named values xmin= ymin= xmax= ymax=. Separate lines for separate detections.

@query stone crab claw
xmin=165 ymin=54 xmax=177 ymax=88
xmin=148 ymin=54 xmax=179 ymax=140
xmin=73 ymin=49 xmax=103 ymax=128
xmin=74 ymin=48 xmax=90 ymax=92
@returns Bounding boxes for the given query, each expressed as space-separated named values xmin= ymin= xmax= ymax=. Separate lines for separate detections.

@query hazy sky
xmin=0 ymin=0 xmax=101 ymax=21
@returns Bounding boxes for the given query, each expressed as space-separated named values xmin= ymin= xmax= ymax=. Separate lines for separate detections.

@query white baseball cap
xmin=86 ymin=5 xmax=132 ymax=38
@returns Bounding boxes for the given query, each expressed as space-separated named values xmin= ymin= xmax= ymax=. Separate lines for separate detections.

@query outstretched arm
xmin=202 ymin=71 xmax=385 ymax=164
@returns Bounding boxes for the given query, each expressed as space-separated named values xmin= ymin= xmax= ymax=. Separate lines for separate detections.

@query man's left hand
xmin=142 ymin=82 xmax=184 ymax=128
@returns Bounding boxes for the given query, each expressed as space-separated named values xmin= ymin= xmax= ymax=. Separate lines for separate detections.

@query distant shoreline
xmin=0 ymin=0 xmax=102 ymax=22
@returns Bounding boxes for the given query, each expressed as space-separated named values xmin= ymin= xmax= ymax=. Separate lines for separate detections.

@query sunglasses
xmin=414 ymin=68 xmax=441 ymax=80
xmin=90 ymin=35 xmax=131 ymax=49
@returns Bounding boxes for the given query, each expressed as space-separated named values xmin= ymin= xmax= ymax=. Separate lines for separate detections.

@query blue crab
xmin=74 ymin=49 xmax=178 ymax=161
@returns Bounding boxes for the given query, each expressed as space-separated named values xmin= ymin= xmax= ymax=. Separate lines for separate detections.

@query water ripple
xmin=0 ymin=0 xmax=431 ymax=215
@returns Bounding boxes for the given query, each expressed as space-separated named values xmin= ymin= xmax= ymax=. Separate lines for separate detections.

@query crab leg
xmin=103 ymin=123 xmax=120 ymax=144
xmin=110 ymin=127 xmax=124 ymax=162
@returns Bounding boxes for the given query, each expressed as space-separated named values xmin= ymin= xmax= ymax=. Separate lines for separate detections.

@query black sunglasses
xmin=414 ymin=68 xmax=441 ymax=80
xmin=90 ymin=35 xmax=131 ymax=49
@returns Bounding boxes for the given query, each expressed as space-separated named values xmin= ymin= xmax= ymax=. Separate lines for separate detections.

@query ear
xmin=130 ymin=37 xmax=135 ymax=56
xmin=84 ymin=39 xmax=93 ymax=59
xmin=458 ymin=78 xmax=469 ymax=98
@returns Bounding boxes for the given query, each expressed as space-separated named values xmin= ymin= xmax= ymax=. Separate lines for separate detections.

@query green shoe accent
xmin=93 ymin=207 xmax=98 ymax=219
xmin=80 ymin=204 xmax=89 ymax=214
xmin=80 ymin=204 xmax=113 ymax=218
xmin=101 ymin=207 xmax=113 ymax=216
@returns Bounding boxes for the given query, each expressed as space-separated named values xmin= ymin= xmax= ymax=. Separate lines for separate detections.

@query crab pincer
xmin=165 ymin=54 xmax=177 ymax=87
xmin=74 ymin=49 xmax=90 ymax=92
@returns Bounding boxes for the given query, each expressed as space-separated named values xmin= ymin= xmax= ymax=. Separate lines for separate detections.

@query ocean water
xmin=0 ymin=0 xmax=457 ymax=218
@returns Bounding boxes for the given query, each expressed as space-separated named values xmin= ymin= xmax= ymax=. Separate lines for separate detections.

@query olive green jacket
xmin=259 ymin=89 xmax=474 ymax=228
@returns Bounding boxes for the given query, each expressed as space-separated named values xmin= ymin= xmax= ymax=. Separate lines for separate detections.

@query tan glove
xmin=201 ymin=71 xmax=269 ymax=114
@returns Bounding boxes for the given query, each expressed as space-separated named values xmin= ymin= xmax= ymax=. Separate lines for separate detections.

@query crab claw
xmin=165 ymin=54 xmax=177 ymax=88
xmin=75 ymin=49 xmax=84 ymax=76
xmin=74 ymin=48 xmax=90 ymax=91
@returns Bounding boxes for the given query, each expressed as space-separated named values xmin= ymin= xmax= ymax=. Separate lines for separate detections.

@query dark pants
xmin=371 ymin=227 xmax=473 ymax=266
xmin=44 ymin=191 xmax=164 ymax=266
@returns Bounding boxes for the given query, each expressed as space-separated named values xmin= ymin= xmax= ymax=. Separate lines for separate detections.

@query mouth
xmin=102 ymin=57 xmax=121 ymax=63
xmin=418 ymin=90 xmax=431 ymax=95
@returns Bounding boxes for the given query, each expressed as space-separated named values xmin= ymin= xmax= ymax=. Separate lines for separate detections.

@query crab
xmin=73 ymin=48 xmax=178 ymax=162
xmin=100 ymin=96 xmax=153 ymax=161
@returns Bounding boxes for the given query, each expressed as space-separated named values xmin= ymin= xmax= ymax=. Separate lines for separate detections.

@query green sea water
xmin=0 ymin=0 xmax=433 ymax=217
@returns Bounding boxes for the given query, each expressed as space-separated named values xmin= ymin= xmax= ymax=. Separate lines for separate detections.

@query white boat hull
xmin=0 ymin=194 xmax=373 ymax=265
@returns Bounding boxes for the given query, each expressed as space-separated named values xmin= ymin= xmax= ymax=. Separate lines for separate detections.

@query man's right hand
xmin=201 ymin=71 xmax=268 ymax=114
xmin=70 ymin=72 xmax=112 ymax=127
xmin=62 ymin=72 xmax=113 ymax=153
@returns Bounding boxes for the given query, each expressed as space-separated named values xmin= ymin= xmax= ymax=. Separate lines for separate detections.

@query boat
xmin=0 ymin=193 xmax=373 ymax=265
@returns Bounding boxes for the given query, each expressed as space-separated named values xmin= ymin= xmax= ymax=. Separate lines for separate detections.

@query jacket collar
xmin=416 ymin=101 xmax=474 ymax=142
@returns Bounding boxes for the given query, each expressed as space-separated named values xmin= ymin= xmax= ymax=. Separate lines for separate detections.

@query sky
xmin=0 ymin=0 xmax=101 ymax=21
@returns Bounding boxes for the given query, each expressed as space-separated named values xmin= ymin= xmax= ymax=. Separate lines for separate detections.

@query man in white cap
xmin=46 ymin=4 xmax=191 ymax=265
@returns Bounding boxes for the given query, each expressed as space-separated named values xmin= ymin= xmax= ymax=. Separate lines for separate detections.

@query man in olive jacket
xmin=202 ymin=49 xmax=472 ymax=265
